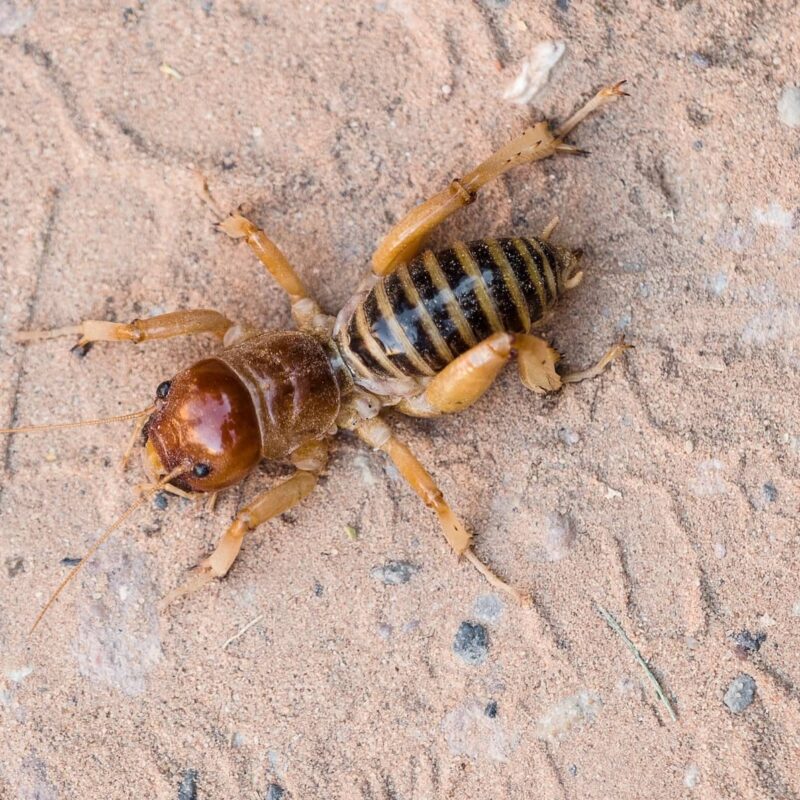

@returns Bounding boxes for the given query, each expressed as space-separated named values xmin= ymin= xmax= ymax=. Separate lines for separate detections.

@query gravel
xmin=453 ymin=621 xmax=489 ymax=665
xmin=723 ymin=674 xmax=756 ymax=713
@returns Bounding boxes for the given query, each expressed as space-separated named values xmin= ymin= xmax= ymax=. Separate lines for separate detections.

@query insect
xmin=2 ymin=81 xmax=628 ymax=629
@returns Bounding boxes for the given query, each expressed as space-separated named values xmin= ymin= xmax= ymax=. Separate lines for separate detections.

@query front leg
xmin=161 ymin=439 xmax=328 ymax=606
xmin=371 ymin=81 xmax=628 ymax=276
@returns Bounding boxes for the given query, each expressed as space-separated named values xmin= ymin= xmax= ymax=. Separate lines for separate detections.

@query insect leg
xmin=161 ymin=440 xmax=328 ymax=606
xmin=357 ymin=416 xmax=529 ymax=603
xmin=515 ymin=333 xmax=630 ymax=392
xmin=196 ymin=177 xmax=327 ymax=331
xmin=561 ymin=338 xmax=631 ymax=384
xmin=514 ymin=334 xmax=564 ymax=394
xmin=398 ymin=332 xmax=513 ymax=416
xmin=16 ymin=309 xmax=235 ymax=349
xmin=371 ymin=81 xmax=627 ymax=277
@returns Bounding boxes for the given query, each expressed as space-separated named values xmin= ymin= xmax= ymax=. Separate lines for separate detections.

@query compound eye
xmin=156 ymin=380 xmax=172 ymax=400
xmin=192 ymin=463 xmax=211 ymax=478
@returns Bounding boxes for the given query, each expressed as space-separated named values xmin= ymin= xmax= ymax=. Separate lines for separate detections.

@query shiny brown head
xmin=144 ymin=358 xmax=261 ymax=492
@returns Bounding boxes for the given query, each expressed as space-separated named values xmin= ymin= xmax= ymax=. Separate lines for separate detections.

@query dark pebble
xmin=178 ymin=769 xmax=198 ymax=800
xmin=61 ymin=557 xmax=82 ymax=567
xmin=6 ymin=556 xmax=25 ymax=577
xmin=484 ymin=700 xmax=498 ymax=718
xmin=266 ymin=784 xmax=285 ymax=800
xmin=724 ymin=674 xmax=756 ymax=713
xmin=452 ymin=621 xmax=489 ymax=665
xmin=556 ymin=0 xmax=570 ymax=9
xmin=313 ymin=581 xmax=323 ymax=597
xmin=568 ymin=764 xmax=578 ymax=777
xmin=221 ymin=154 xmax=237 ymax=171
xmin=762 ymin=482 xmax=778 ymax=503
xmin=153 ymin=492 xmax=169 ymax=511
xmin=370 ymin=560 xmax=419 ymax=585
xmin=730 ymin=630 xmax=766 ymax=655
xmin=70 ymin=341 xmax=93 ymax=358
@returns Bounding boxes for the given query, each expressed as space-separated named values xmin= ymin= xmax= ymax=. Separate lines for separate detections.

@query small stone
xmin=723 ymin=674 xmax=756 ymax=713
xmin=690 ymin=52 xmax=711 ymax=69
xmin=152 ymin=492 xmax=168 ymax=511
xmin=441 ymin=83 xmax=452 ymax=97
xmin=221 ymin=154 xmax=236 ymax=171
xmin=730 ymin=630 xmax=766 ymax=656
xmin=484 ymin=700 xmax=498 ymax=718
xmin=370 ymin=560 xmax=419 ymax=585
xmin=761 ymin=482 xmax=778 ymax=503
xmin=61 ymin=556 xmax=82 ymax=567
xmin=777 ymin=86 xmax=800 ymax=128
xmin=178 ymin=769 xmax=198 ymax=800
xmin=266 ymin=785 xmax=285 ymax=800
xmin=713 ymin=542 xmax=726 ymax=559
xmin=5 ymin=556 xmax=24 ymax=577
xmin=453 ymin=621 xmax=489 ymax=665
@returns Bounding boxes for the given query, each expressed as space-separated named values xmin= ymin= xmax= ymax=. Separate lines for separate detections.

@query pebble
xmin=152 ymin=492 xmax=169 ymax=511
xmin=453 ymin=621 xmax=489 ymax=665
xmin=178 ymin=769 xmax=198 ymax=800
xmin=266 ymin=784 xmax=285 ymax=800
xmin=370 ymin=560 xmax=419 ymax=585
xmin=484 ymin=700 xmax=498 ymax=718
xmin=730 ymin=630 xmax=765 ymax=655
xmin=777 ymin=86 xmax=800 ymax=128
xmin=723 ymin=674 xmax=756 ymax=713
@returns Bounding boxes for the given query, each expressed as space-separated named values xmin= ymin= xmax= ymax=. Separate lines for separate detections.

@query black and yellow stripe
xmin=340 ymin=237 xmax=563 ymax=383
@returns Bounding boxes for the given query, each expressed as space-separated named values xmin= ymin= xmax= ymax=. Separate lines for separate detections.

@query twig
xmin=222 ymin=614 xmax=265 ymax=650
xmin=595 ymin=603 xmax=677 ymax=722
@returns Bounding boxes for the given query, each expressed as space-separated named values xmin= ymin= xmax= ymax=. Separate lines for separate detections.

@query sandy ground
xmin=1 ymin=1 xmax=799 ymax=798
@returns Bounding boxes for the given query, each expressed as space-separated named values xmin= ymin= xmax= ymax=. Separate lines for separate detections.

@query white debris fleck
xmin=542 ymin=512 xmax=575 ymax=561
xmin=558 ymin=427 xmax=580 ymax=446
xmin=752 ymin=202 xmax=794 ymax=229
xmin=791 ymin=599 xmax=800 ymax=617
xmin=0 ymin=1 xmax=34 ymax=36
xmin=713 ymin=542 xmax=727 ymax=559
xmin=503 ymin=41 xmax=565 ymax=105
xmin=473 ymin=593 xmax=504 ymax=625
xmin=535 ymin=689 xmax=602 ymax=741
xmin=684 ymin=763 xmax=701 ymax=789
xmin=706 ymin=272 xmax=729 ymax=297
xmin=688 ymin=459 xmax=728 ymax=497
xmin=5 ymin=665 xmax=33 ymax=683
xmin=603 ymin=484 xmax=623 ymax=500
xmin=442 ymin=698 xmax=518 ymax=762
xmin=777 ymin=86 xmax=800 ymax=128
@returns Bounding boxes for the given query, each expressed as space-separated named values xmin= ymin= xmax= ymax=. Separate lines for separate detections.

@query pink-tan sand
xmin=1 ymin=1 xmax=799 ymax=797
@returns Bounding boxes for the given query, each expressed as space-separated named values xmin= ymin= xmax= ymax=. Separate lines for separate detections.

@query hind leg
xmin=371 ymin=81 xmax=628 ymax=276
xmin=398 ymin=332 xmax=513 ymax=416
xmin=516 ymin=334 xmax=629 ymax=392
xmin=357 ymin=415 xmax=529 ymax=603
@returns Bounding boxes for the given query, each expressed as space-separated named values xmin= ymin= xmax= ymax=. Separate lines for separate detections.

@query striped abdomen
xmin=338 ymin=237 xmax=568 ymax=386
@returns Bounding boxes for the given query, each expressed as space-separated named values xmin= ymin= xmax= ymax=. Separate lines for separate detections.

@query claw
xmin=159 ymin=560 xmax=217 ymax=610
